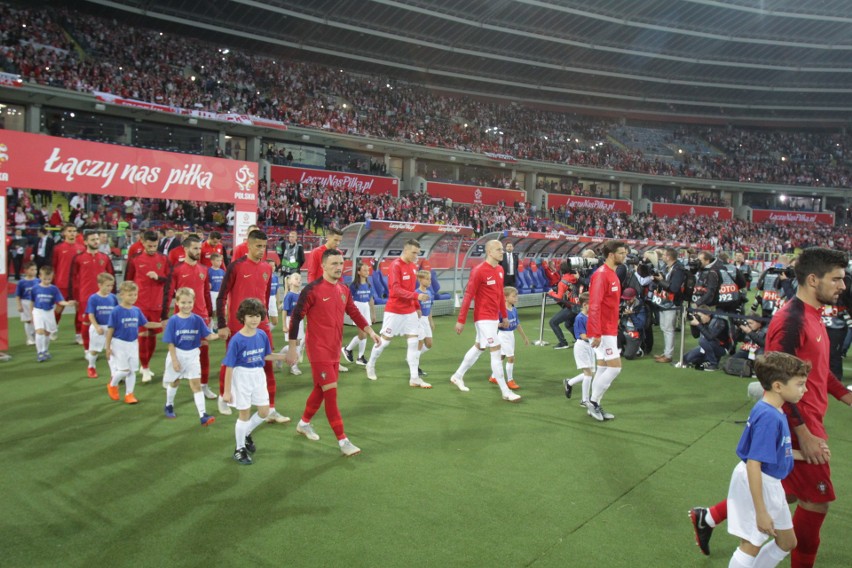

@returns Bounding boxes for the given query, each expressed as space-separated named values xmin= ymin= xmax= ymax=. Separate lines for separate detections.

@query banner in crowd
xmin=427 ymin=181 xmax=526 ymax=206
xmin=94 ymin=91 xmax=288 ymax=130
xmin=0 ymin=72 xmax=22 ymax=87
xmin=547 ymin=193 xmax=633 ymax=214
xmin=483 ymin=152 xmax=517 ymax=163
xmin=270 ymin=165 xmax=399 ymax=197
xmin=651 ymin=202 xmax=733 ymax=220
xmin=751 ymin=209 xmax=835 ymax=225
xmin=0 ymin=130 xmax=259 ymax=204
xmin=365 ymin=220 xmax=474 ymax=236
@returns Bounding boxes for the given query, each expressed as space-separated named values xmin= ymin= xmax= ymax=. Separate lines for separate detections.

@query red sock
xmin=219 ymin=336 xmax=230 ymax=395
xmin=322 ymin=387 xmax=345 ymax=440
xmin=708 ymin=499 xmax=728 ymax=525
xmin=147 ymin=335 xmax=158 ymax=365
xmin=302 ymin=385 xmax=323 ymax=423
xmin=265 ymin=361 xmax=276 ymax=408
xmin=200 ymin=344 xmax=209 ymax=384
xmin=74 ymin=314 xmax=82 ymax=335
xmin=138 ymin=333 xmax=150 ymax=367
xmin=81 ymin=321 xmax=91 ymax=350
xmin=792 ymin=507 xmax=825 ymax=568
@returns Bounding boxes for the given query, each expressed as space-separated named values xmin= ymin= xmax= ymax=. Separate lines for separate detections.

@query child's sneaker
xmin=488 ymin=376 xmax=497 ymax=385
xmin=233 ymin=447 xmax=252 ymax=465
xmin=26 ymin=337 xmax=36 ymax=346
xmin=201 ymin=384 xmax=217 ymax=399
xmin=36 ymin=352 xmax=46 ymax=363
xmin=563 ymin=379 xmax=573 ymax=398
xmin=418 ymin=367 xmax=428 ymax=377
xmin=289 ymin=364 xmax=302 ymax=375
xmin=107 ymin=383 xmax=120 ymax=400
xmin=124 ymin=394 xmax=139 ymax=404
xmin=200 ymin=413 xmax=215 ymax=427
xmin=266 ymin=409 xmax=291 ymax=424
xmin=164 ymin=404 xmax=176 ymax=418
xmin=506 ymin=380 xmax=520 ymax=390
xmin=44 ymin=352 xmax=52 ymax=360
xmin=356 ymin=356 xmax=368 ymax=366
xmin=245 ymin=434 xmax=256 ymax=453
xmin=87 ymin=367 xmax=98 ymax=378
xmin=217 ymin=396 xmax=232 ymax=415
xmin=141 ymin=368 xmax=153 ymax=383
xmin=341 ymin=347 xmax=354 ymax=363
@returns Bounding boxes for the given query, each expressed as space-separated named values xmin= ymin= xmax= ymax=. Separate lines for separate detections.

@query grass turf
xmin=1 ymin=305 xmax=850 ymax=567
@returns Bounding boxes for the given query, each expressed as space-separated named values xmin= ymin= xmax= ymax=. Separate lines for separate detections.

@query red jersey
xmin=385 ymin=258 xmax=421 ymax=315
xmin=289 ymin=278 xmax=369 ymax=363
xmin=766 ymin=297 xmax=849 ymax=441
xmin=587 ymin=264 xmax=621 ymax=338
xmin=216 ymin=256 xmax=273 ymax=331
xmin=53 ymin=240 xmax=85 ymax=291
xmin=232 ymin=241 xmax=267 ymax=264
xmin=200 ymin=241 xmax=224 ymax=267
xmin=127 ymin=240 xmax=144 ymax=259
xmin=168 ymin=246 xmax=186 ymax=266
xmin=69 ymin=251 xmax=115 ymax=306
xmin=162 ymin=261 xmax=213 ymax=320
xmin=125 ymin=251 xmax=170 ymax=311
xmin=305 ymin=245 xmax=327 ymax=283
xmin=458 ymin=261 xmax=507 ymax=324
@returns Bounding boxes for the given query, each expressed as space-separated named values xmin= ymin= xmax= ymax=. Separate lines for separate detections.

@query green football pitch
xmin=1 ymin=306 xmax=850 ymax=568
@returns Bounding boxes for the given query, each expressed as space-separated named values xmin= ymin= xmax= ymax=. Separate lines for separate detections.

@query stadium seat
xmin=369 ymin=269 xmax=387 ymax=305
xmin=430 ymin=269 xmax=450 ymax=300
xmin=516 ymin=267 xmax=533 ymax=294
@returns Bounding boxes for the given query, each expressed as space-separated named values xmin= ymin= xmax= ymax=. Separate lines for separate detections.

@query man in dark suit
xmin=33 ymin=226 xmax=55 ymax=271
xmin=501 ymin=241 xmax=519 ymax=287
xmin=158 ymin=227 xmax=181 ymax=254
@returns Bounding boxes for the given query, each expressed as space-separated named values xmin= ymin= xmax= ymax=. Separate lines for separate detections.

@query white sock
xmin=166 ymin=386 xmax=178 ymax=406
xmin=110 ymin=370 xmax=128 ymax=387
xmin=406 ymin=337 xmax=420 ymax=380
xmin=35 ymin=334 xmax=47 ymax=353
xmin=125 ymin=372 xmax=137 ymax=395
xmin=705 ymin=510 xmax=717 ymax=527
xmin=346 ymin=336 xmax=360 ymax=351
xmin=454 ymin=345 xmax=482 ymax=379
xmin=490 ymin=350 xmax=510 ymax=395
xmin=357 ymin=338 xmax=367 ymax=358
xmin=590 ymin=366 xmax=621 ymax=404
xmin=420 ymin=345 xmax=430 ymax=354
xmin=235 ymin=419 xmax=249 ymax=450
xmin=567 ymin=372 xmax=585 ymax=386
xmin=24 ymin=322 xmax=35 ymax=340
xmin=505 ymin=362 xmax=514 ymax=381
xmin=752 ymin=541 xmax=789 ymax=568
xmin=247 ymin=412 xmax=265 ymax=435
xmin=728 ymin=548 xmax=756 ymax=568
xmin=368 ymin=338 xmax=389 ymax=365
xmin=296 ymin=342 xmax=304 ymax=358
xmin=193 ymin=391 xmax=206 ymax=416
xmin=581 ymin=373 xmax=593 ymax=402
xmin=86 ymin=353 xmax=98 ymax=368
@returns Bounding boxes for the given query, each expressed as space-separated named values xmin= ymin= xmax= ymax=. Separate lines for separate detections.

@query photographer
xmin=777 ymin=257 xmax=798 ymax=301
xmin=730 ymin=312 xmax=767 ymax=361
xmin=651 ymin=247 xmax=686 ymax=364
xmin=822 ymin=285 xmax=850 ymax=380
xmin=618 ymin=288 xmax=648 ymax=360
xmin=547 ymin=261 xmax=581 ymax=349
xmin=679 ymin=306 xmax=730 ymax=371
xmin=752 ymin=262 xmax=792 ymax=317
xmin=732 ymin=251 xmax=752 ymax=291
xmin=691 ymin=252 xmax=721 ymax=308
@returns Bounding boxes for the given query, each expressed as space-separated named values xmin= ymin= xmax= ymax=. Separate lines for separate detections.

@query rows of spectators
xmin=2 ymin=2 xmax=851 ymax=189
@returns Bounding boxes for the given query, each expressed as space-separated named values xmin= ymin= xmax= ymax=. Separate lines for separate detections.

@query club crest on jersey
xmin=98 ymin=259 xmax=105 ymax=266
xmin=157 ymin=263 xmax=163 ymax=269
xmin=605 ymin=348 xmax=613 ymax=355
xmin=487 ymin=337 xmax=494 ymax=344
xmin=199 ymin=273 xmax=205 ymax=280
xmin=340 ymin=293 xmax=346 ymax=303
xmin=262 ymin=273 xmax=269 ymax=281
xmin=817 ymin=481 xmax=828 ymax=495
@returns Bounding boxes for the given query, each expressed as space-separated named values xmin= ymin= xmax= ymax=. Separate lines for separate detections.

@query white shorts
xmin=419 ymin=316 xmax=433 ymax=341
xmin=355 ymin=301 xmax=372 ymax=326
xmin=210 ymin=291 xmax=219 ymax=310
xmin=163 ymin=348 xmax=201 ymax=384
xmin=109 ymin=337 xmax=140 ymax=373
xmin=381 ymin=311 xmax=420 ymax=337
xmin=727 ymin=461 xmax=793 ymax=547
xmin=32 ymin=307 xmax=58 ymax=333
xmin=593 ymin=335 xmax=620 ymax=361
xmin=88 ymin=325 xmax=107 ymax=353
xmin=230 ymin=366 xmax=269 ymax=410
xmin=498 ymin=330 xmax=515 ymax=356
xmin=285 ymin=316 xmax=305 ymax=340
xmin=475 ymin=320 xmax=501 ymax=349
xmin=573 ymin=340 xmax=596 ymax=370
xmin=20 ymin=299 xmax=33 ymax=322
xmin=268 ymin=295 xmax=278 ymax=318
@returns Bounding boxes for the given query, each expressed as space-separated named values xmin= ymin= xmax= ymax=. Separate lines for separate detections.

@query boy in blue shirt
xmin=15 ymin=262 xmax=39 ymax=346
xmin=162 ymin=287 xmax=220 ymax=425
xmin=31 ymin=266 xmax=75 ymax=362
xmin=343 ymin=260 xmax=376 ymax=366
xmin=85 ymin=272 xmax=118 ymax=378
xmin=208 ymin=253 xmax=225 ymax=332
xmin=278 ymin=273 xmax=306 ymax=374
xmin=105 ymin=281 xmax=163 ymax=404
xmin=564 ymin=293 xmax=594 ymax=406
xmin=493 ymin=286 xmax=529 ymax=389
xmin=267 ymin=259 xmax=280 ymax=327
xmin=725 ymin=352 xmax=809 ymax=568
xmin=416 ymin=270 xmax=435 ymax=379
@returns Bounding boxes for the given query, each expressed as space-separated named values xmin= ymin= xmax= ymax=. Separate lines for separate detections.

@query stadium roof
xmin=81 ymin=0 xmax=852 ymax=125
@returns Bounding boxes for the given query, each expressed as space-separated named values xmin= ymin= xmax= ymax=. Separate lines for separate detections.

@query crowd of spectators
xmin=2 ymin=2 xmax=851 ymax=189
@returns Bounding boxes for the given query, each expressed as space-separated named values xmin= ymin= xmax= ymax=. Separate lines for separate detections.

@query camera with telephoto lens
xmin=686 ymin=257 xmax=702 ymax=274
xmin=566 ymin=257 xmax=600 ymax=270
xmin=766 ymin=266 xmax=795 ymax=279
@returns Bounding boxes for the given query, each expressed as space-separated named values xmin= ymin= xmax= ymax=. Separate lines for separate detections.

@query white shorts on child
xmin=210 ymin=291 xmax=219 ymax=312
xmin=418 ymin=316 xmax=432 ymax=341
xmin=109 ymin=337 xmax=140 ymax=373
xmin=381 ymin=311 xmax=420 ymax=337
xmin=20 ymin=299 xmax=33 ymax=322
xmin=727 ymin=461 xmax=793 ymax=547
xmin=32 ymin=307 xmax=58 ymax=333
xmin=88 ymin=325 xmax=107 ymax=353
xmin=498 ymin=330 xmax=515 ymax=357
xmin=230 ymin=367 xmax=269 ymax=410
xmin=355 ymin=301 xmax=372 ymax=326
xmin=574 ymin=340 xmax=596 ymax=369
xmin=268 ymin=295 xmax=278 ymax=318
xmin=162 ymin=348 xmax=201 ymax=384
xmin=593 ymin=335 xmax=620 ymax=361
xmin=475 ymin=320 xmax=501 ymax=349
xmin=285 ymin=316 xmax=305 ymax=340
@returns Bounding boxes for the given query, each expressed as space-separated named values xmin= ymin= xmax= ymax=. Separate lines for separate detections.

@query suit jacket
xmin=34 ymin=235 xmax=55 ymax=267
xmin=158 ymin=237 xmax=181 ymax=254
xmin=501 ymin=251 xmax=519 ymax=278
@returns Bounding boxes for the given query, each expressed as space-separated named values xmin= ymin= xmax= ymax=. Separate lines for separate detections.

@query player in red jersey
xmin=162 ymin=235 xmax=215 ymax=397
xmin=585 ymin=240 xmax=627 ymax=422
xmin=287 ymin=248 xmax=380 ymax=456
xmin=449 ymin=240 xmax=518 ymax=401
xmin=231 ymin=224 xmax=269 ymax=262
xmin=69 ymin=231 xmax=115 ymax=353
xmin=216 ymin=229 xmax=288 ymax=424
xmin=200 ymin=231 xmax=225 ymax=267
xmin=689 ymin=247 xmax=851 ymax=567
xmin=304 ymin=227 xmax=343 ymax=283
xmin=52 ymin=224 xmax=85 ymax=341
xmin=168 ymin=232 xmax=192 ymax=266
xmin=364 ymin=239 xmax=431 ymax=387
xmin=126 ymin=232 xmax=145 ymax=260
xmin=125 ymin=230 xmax=170 ymax=384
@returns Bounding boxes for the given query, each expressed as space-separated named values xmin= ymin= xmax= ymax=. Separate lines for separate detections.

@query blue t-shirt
xmin=108 ymin=305 xmax=148 ymax=342
xmin=86 ymin=293 xmax=119 ymax=325
xmin=736 ymin=400 xmax=794 ymax=480
xmin=208 ymin=267 xmax=225 ymax=293
xmin=15 ymin=278 xmax=40 ymax=301
xmin=270 ymin=274 xmax=280 ymax=298
xmin=502 ymin=305 xmax=519 ymax=332
xmin=282 ymin=291 xmax=300 ymax=316
xmin=162 ymin=313 xmax=212 ymax=351
xmin=222 ymin=331 xmax=271 ymax=369
xmin=32 ymin=284 xmax=64 ymax=311
xmin=574 ymin=311 xmax=588 ymax=340
xmin=419 ymin=288 xmax=434 ymax=317
xmin=350 ymin=281 xmax=372 ymax=303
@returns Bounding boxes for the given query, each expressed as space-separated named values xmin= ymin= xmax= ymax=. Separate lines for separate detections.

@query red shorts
xmin=783 ymin=461 xmax=835 ymax=503
xmin=310 ymin=362 xmax=339 ymax=387
xmin=139 ymin=308 xmax=163 ymax=335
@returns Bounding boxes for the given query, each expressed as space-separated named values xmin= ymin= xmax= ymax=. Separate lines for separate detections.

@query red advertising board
xmin=427 ymin=181 xmax=526 ymax=206
xmin=366 ymin=220 xmax=474 ymax=236
xmin=271 ymin=165 xmax=399 ymax=197
xmin=547 ymin=194 xmax=633 ymax=214
xmin=751 ymin=209 xmax=835 ymax=225
xmin=651 ymin=203 xmax=733 ymax=220
xmin=0 ymin=130 xmax=259 ymax=204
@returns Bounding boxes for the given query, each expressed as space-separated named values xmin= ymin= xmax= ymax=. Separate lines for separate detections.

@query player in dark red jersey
xmin=231 ymin=224 xmax=269 ymax=262
xmin=287 ymin=248 xmax=380 ymax=456
xmin=200 ymin=231 xmax=225 ymax=268
xmin=125 ymin=230 xmax=170 ymax=384
xmin=450 ymin=240 xmax=518 ymax=401
xmin=168 ymin=234 xmax=191 ymax=266
xmin=52 ymin=224 xmax=85 ymax=341
xmin=585 ymin=240 xmax=627 ymax=422
xmin=162 ymin=236 xmax=215 ymax=397
xmin=216 ymin=229 xmax=288 ymax=423
xmin=126 ymin=232 xmax=145 ymax=261
xmin=304 ymin=227 xmax=343 ymax=283
xmin=69 ymin=231 xmax=115 ymax=354
xmin=689 ymin=247 xmax=851 ymax=567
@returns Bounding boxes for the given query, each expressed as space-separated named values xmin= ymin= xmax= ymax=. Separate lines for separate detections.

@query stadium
xmin=1 ymin=1 xmax=851 ymax=567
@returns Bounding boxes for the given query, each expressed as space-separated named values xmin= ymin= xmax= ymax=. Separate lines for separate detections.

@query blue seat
xmin=530 ymin=267 xmax=548 ymax=292
xmin=430 ymin=269 xmax=451 ymax=300
xmin=516 ymin=269 xmax=533 ymax=294
xmin=370 ymin=270 xmax=387 ymax=305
